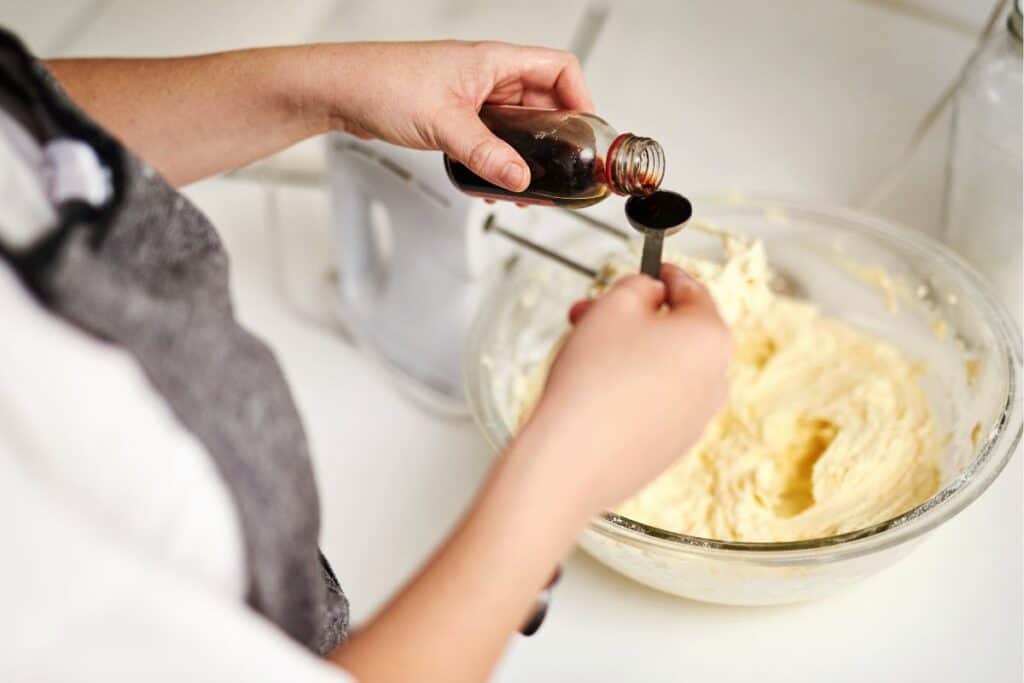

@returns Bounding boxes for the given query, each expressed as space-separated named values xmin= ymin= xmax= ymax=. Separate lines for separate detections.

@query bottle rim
xmin=605 ymin=133 xmax=666 ymax=197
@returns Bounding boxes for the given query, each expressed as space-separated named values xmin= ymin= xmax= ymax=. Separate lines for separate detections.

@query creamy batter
xmin=516 ymin=223 xmax=941 ymax=542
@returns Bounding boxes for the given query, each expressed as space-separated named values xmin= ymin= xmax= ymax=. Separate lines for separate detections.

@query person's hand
xmin=309 ymin=40 xmax=593 ymax=192
xmin=521 ymin=264 xmax=733 ymax=515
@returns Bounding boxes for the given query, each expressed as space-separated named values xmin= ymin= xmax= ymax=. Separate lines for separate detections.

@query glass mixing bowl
xmin=465 ymin=195 xmax=1022 ymax=605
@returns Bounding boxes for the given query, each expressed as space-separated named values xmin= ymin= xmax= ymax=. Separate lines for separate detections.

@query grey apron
xmin=0 ymin=27 xmax=348 ymax=654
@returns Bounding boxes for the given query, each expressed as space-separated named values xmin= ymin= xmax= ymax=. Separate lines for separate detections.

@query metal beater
xmin=485 ymin=190 xmax=694 ymax=283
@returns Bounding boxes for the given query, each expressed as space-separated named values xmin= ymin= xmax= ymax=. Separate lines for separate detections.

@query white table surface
xmin=7 ymin=1 xmax=1021 ymax=680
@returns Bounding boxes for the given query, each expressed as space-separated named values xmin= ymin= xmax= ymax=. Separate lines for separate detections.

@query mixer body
xmin=326 ymin=134 xmax=520 ymax=405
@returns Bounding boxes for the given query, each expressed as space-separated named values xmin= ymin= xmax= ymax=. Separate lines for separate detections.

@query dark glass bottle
xmin=444 ymin=105 xmax=665 ymax=208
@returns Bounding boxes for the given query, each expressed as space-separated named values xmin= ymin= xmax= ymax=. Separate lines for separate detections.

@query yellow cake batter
xmin=515 ymin=223 xmax=941 ymax=542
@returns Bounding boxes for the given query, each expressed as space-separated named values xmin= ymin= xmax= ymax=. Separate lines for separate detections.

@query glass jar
xmin=444 ymin=105 xmax=665 ymax=208
xmin=944 ymin=2 xmax=1023 ymax=322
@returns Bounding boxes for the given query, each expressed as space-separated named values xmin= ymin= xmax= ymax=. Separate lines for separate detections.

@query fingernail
xmin=501 ymin=163 xmax=526 ymax=190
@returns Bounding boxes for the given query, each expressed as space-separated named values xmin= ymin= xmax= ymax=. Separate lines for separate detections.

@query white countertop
xmin=8 ymin=1 xmax=1022 ymax=680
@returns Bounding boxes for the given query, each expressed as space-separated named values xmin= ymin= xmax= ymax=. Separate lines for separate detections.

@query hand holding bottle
xmin=309 ymin=40 xmax=594 ymax=192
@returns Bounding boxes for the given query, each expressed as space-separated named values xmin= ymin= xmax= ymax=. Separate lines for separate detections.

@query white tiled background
xmin=2 ymin=2 xmax=1020 ymax=682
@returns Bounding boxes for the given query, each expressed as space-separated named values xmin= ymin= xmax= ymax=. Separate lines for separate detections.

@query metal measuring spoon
xmin=625 ymin=191 xmax=693 ymax=278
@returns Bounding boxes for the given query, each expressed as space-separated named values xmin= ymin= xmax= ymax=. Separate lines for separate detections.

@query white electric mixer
xmin=326 ymin=135 xmax=524 ymax=409
xmin=325 ymin=132 xmax=665 ymax=411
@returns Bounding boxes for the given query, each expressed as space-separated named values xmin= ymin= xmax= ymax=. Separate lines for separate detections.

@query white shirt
xmin=0 ymin=109 xmax=353 ymax=682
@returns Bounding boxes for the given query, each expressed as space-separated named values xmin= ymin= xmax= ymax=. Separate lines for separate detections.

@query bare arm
xmin=50 ymin=42 xmax=731 ymax=682
xmin=332 ymin=423 xmax=587 ymax=682
xmin=46 ymin=40 xmax=594 ymax=188
xmin=47 ymin=48 xmax=327 ymax=186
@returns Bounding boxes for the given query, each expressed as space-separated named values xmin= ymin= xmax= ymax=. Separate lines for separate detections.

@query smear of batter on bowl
xmin=514 ymin=223 xmax=942 ymax=543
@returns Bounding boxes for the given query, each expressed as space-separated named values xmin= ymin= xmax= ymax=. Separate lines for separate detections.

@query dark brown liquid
xmin=625 ymin=191 xmax=692 ymax=230
xmin=444 ymin=111 xmax=610 ymax=208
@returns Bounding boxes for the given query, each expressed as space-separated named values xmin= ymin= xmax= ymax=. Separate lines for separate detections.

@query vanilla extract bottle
xmin=445 ymin=105 xmax=665 ymax=208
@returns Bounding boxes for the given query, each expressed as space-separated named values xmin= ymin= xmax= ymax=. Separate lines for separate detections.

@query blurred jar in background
xmin=944 ymin=0 xmax=1023 ymax=323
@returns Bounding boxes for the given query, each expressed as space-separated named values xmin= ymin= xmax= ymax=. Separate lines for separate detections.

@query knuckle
xmin=608 ymin=278 xmax=647 ymax=304
xmin=680 ymin=277 xmax=711 ymax=302
xmin=616 ymin=274 xmax=654 ymax=294
xmin=466 ymin=138 xmax=496 ymax=173
xmin=691 ymin=277 xmax=712 ymax=296
xmin=467 ymin=41 xmax=491 ymax=65
xmin=602 ymin=290 xmax=640 ymax=315
xmin=472 ymin=39 xmax=503 ymax=51
xmin=470 ymin=40 xmax=508 ymax=69
xmin=456 ymin=60 xmax=487 ymax=97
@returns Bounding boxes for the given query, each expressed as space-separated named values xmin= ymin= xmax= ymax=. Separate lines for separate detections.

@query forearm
xmin=331 ymin=420 xmax=591 ymax=683
xmin=46 ymin=46 xmax=330 ymax=186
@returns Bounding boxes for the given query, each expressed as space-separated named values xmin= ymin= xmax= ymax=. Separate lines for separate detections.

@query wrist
xmin=495 ymin=416 xmax=602 ymax=534
xmin=296 ymin=42 xmax=370 ymax=136
xmin=261 ymin=44 xmax=343 ymax=139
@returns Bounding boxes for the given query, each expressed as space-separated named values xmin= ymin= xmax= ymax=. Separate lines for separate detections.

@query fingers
xmin=520 ymin=91 xmax=562 ymax=110
xmin=568 ymin=275 xmax=665 ymax=327
xmin=434 ymin=107 xmax=530 ymax=192
xmin=573 ymin=267 xmax=713 ymax=326
xmin=660 ymin=263 xmax=717 ymax=312
xmin=341 ymin=122 xmax=376 ymax=140
xmin=551 ymin=53 xmax=594 ymax=112
xmin=606 ymin=274 xmax=666 ymax=312
xmin=568 ymin=299 xmax=593 ymax=325
xmin=510 ymin=46 xmax=594 ymax=112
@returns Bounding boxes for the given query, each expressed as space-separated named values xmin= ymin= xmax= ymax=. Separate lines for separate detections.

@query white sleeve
xmin=0 ymin=446 xmax=356 ymax=683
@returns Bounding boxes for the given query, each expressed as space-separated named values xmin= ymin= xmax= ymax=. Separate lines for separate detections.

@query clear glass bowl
xmin=465 ymin=195 xmax=1022 ymax=605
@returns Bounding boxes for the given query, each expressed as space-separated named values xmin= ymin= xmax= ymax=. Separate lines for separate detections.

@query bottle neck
xmin=606 ymin=134 xmax=665 ymax=196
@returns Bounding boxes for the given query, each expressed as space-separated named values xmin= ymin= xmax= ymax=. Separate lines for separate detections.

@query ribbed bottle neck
xmin=607 ymin=134 xmax=665 ymax=196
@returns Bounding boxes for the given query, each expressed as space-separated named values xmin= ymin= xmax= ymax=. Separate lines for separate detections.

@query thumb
xmin=434 ymin=107 xmax=530 ymax=192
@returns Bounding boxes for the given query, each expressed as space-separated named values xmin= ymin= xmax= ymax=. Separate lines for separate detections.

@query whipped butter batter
xmin=516 ymin=223 xmax=941 ymax=542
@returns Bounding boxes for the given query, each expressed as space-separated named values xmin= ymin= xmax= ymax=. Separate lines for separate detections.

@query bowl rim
xmin=465 ymin=194 xmax=1023 ymax=563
